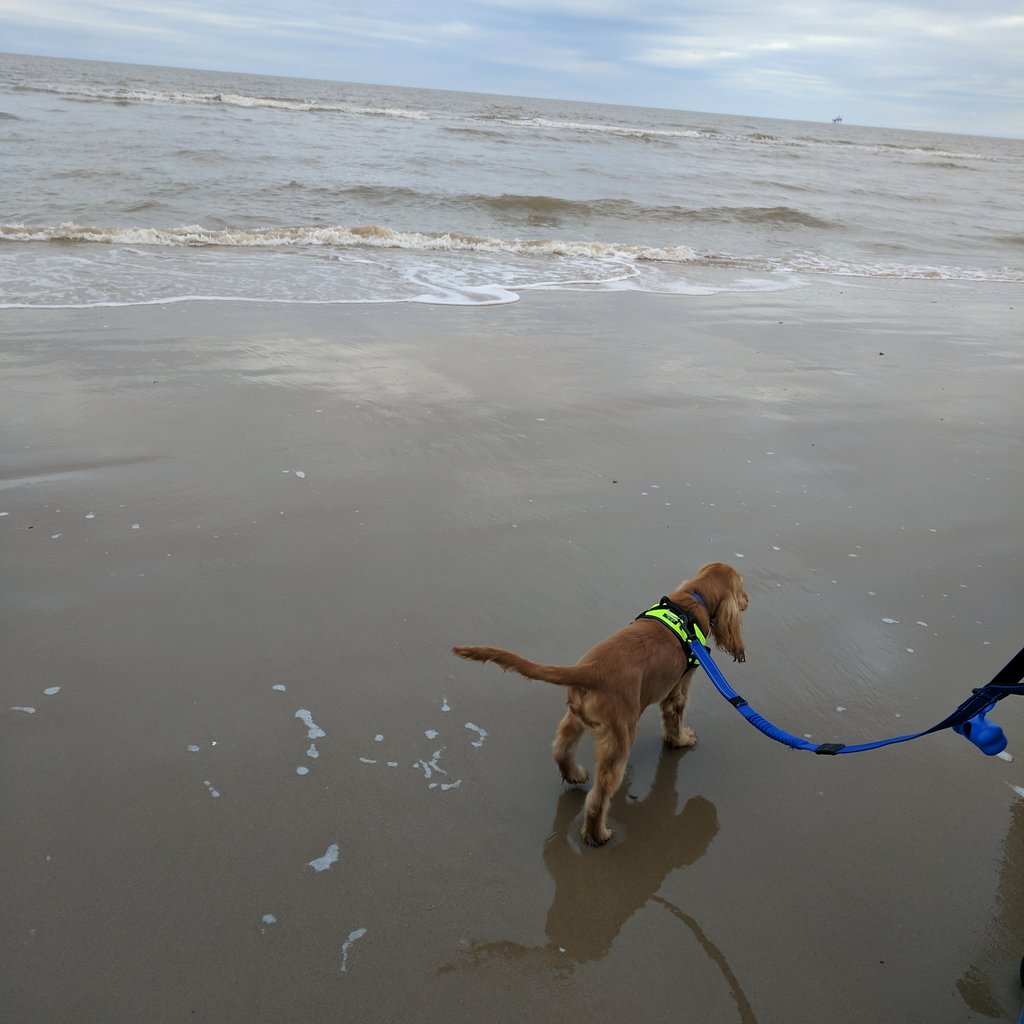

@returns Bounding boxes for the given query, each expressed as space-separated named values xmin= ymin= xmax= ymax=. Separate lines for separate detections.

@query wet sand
xmin=2 ymin=282 xmax=1023 ymax=1023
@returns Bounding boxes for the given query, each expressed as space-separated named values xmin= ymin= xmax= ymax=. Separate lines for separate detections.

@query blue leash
xmin=642 ymin=596 xmax=1024 ymax=757
xmin=688 ymin=632 xmax=1024 ymax=756
xmin=644 ymin=595 xmax=1024 ymax=1011
xmin=699 ymin=628 xmax=1024 ymax=1020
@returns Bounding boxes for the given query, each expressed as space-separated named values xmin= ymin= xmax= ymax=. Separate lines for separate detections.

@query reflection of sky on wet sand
xmin=957 ymin=797 xmax=1024 ymax=1020
xmin=439 ymin=749 xmax=756 ymax=1022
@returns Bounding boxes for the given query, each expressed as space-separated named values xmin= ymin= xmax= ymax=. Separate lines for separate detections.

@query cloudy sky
xmin=3 ymin=0 xmax=1021 ymax=135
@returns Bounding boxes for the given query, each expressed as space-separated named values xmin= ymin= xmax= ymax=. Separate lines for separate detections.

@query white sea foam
xmin=0 ymin=231 xmax=795 ymax=309
xmin=503 ymin=116 xmax=710 ymax=142
xmin=2 ymin=221 xmax=1016 ymax=311
xmin=340 ymin=927 xmax=368 ymax=972
xmin=308 ymin=843 xmax=340 ymax=872
xmin=779 ymin=250 xmax=1018 ymax=282
xmin=295 ymin=708 xmax=326 ymax=739
xmin=16 ymin=80 xmax=428 ymax=120
xmin=465 ymin=723 xmax=489 ymax=748
xmin=413 ymin=749 xmax=448 ymax=780
xmin=0 ymin=222 xmax=701 ymax=263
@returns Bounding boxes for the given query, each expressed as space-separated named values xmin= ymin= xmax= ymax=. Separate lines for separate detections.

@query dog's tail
xmin=451 ymin=645 xmax=588 ymax=688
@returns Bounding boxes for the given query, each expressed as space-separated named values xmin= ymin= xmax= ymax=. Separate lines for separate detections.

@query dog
xmin=452 ymin=562 xmax=748 ymax=847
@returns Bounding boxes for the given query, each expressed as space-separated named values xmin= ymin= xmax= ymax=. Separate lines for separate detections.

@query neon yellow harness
xmin=636 ymin=598 xmax=709 ymax=668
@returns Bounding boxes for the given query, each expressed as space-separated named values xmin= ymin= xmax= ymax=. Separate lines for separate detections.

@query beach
xmin=2 ymin=281 xmax=1022 ymax=1022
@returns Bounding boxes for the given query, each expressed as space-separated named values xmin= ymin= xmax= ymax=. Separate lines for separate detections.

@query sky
xmin=2 ymin=0 xmax=1022 ymax=136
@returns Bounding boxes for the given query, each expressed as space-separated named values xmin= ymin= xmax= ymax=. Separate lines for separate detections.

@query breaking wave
xmin=0 ymin=222 xmax=702 ymax=263
xmin=11 ymin=81 xmax=429 ymax=120
xmin=2 ymin=220 xmax=1020 ymax=313
xmin=471 ymin=195 xmax=836 ymax=229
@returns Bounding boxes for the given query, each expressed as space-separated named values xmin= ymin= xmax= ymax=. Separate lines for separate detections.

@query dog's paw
xmin=664 ymin=725 xmax=698 ymax=749
xmin=582 ymin=826 xmax=613 ymax=847
xmin=561 ymin=766 xmax=589 ymax=786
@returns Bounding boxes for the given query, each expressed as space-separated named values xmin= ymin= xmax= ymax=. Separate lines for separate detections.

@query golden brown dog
xmin=453 ymin=562 xmax=748 ymax=847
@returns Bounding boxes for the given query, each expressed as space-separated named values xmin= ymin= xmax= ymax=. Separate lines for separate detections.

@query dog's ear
xmin=710 ymin=593 xmax=745 ymax=663
xmin=693 ymin=562 xmax=746 ymax=663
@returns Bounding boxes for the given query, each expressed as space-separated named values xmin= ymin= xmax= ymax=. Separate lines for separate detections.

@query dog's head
xmin=688 ymin=562 xmax=748 ymax=662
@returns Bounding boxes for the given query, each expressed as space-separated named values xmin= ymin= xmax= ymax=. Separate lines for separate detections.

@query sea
xmin=2 ymin=52 xmax=1022 ymax=308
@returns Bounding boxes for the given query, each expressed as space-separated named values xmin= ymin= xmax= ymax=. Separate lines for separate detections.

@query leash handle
xmin=953 ymin=705 xmax=1007 ymax=756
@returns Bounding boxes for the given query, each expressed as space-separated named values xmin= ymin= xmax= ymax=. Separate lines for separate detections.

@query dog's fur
xmin=452 ymin=562 xmax=748 ymax=847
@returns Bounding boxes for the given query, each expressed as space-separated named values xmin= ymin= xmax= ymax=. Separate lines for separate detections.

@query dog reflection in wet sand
xmin=541 ymin=762 xmax=719 ymax=963
xmin=437 ymin=772 xmax=756 ymax=1023
xmin=453 ymin=562 xmax=748 ymax=846
xmin=438 ymin=754 xmax=720 ymax=960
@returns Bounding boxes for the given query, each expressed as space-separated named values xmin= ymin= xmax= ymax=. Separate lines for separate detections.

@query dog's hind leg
xmin=582 ymin=724 xmax=631 ymax=847
xmin=552 ymin=709 xmax=588 ymax=785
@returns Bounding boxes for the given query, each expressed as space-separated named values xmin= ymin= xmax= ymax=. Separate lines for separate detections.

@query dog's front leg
xmin=660 ymin=671 xmax=697 ymax=749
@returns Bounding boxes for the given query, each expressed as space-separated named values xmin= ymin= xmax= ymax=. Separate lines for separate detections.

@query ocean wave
xmin=0 ymin=222 xmax=701 ymax=263
xmin=918 ymin=161 xmax=973 ymax=170
xmin=261 ymin=183 xmax=835 ymax=229
xmin=3 ymin=223 xmax=1019 ymax=288
xmin=280 ymin=183 xmax=428 ymax=206
xmin=778 ymin=251 xmax=1022 ymax=282
xmin=9 ymin=82 xmax=428 ymax=120
xmin=2 ymin=241 xmax=1020 ymax=314
xmin=214 ymin=93 xmax=429 ymax=119
xmin=828 ymin=137 xmax=993 ymax=161
xmin=476 ymin=194 xmax=836 ymax=229
xmin=692 ymin=205 xmax=834 ymax=228
xmin=875 ymin=142 xmax=990 ymax=160
xmin=122 ymin=200 xmax=173 ymax=214
xmin=440 ymin=125 xmax=513 ymax=142
xmin=0 ymin=241 xmax=803 ymax=309
xmin=491 ymin=115 xmax=710 ymax=142
xmin=190 ymin=179 xmax=836 ymax=230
